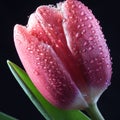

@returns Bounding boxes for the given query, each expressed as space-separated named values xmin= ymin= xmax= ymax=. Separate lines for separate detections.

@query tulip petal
xmin=35 ymin=5 xmax=89 ymax=98
xmin=14 ymin=25 xmax=88 ymax=109
xmin=61 ymin=0 xmax=112 ymax=101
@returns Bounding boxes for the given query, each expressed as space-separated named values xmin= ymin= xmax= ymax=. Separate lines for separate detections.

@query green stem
xmin=85 ymin=103 xmax=105 ymax=120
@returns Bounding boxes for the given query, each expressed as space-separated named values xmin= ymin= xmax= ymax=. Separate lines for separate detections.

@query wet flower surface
xmin=14 ymin=0 xmax=112 ymax=110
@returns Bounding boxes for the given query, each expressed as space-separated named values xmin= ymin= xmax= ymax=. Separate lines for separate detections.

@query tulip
xmin=14 ymin=0 xmax=112 ymax=119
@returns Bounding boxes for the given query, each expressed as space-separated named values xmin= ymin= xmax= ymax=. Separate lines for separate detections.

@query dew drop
xmin=106 ymin=63 xmax=110 ymax=68
xmin=80 ymin=11 xmax=85 ymax=16
xmin=40 ymin=53 xmax=44 ymax=56
xmin=88 ymin=46 xmax=93 ymax=51
xmin=89 ymin=36 xmax=93 ymax=40
xmin=94 ymin=58 xmax=98 ymax=61
xmin=37 ymin=62 xmax=40 ymax=65
xmin=88 ymin=70 xmax=92 ymax=73
xmin=30 ymin=50 xmax=33 ymax=54
xmin=101 ymin=34 xmax=104 ymax=38
xmin=77 ymin=25 xmax=81 ymax=29
xmin=82 ymin=49 xmax=86 ymax=53
xmin=99 ymin=46 xmax=102 ymax=50
xmin=90 ymin=59 xmax=94 ymax=64
xmin=36 ymin=49 xmax=40 ymax=52
xmin=84 ymin=16 xmax=88 ymax=20
xmin=71 ymin=4 xmax=75 ymax=8
xmin=75 ymin=32 xmax=79 ymax=38
xmin=69 ymin=16 xmax=73 ymax=19
xmin=44 ymin=59 xmax=47 ymax=62
xmin=36 ymin=57 xmax=40 ymax=60
xmin=63 ymin=18 xmax=67 ymax=23
xmin=88 ymin=24 xmax=92 ymax=28
xmin=81 ymin=29 xmax=86 ymax=35
xmin=102 ymin=57 xmax=105 ymax=60
xmin=83 ymin=41 xmax=87 ymax=46
xmin=96 ymin=68 xmax=99 ymax=72
xmin=33 ymin=70 xmax=39 ymax=75
xmin=81 ymin=23 xmax=85 ymax=27
xmin=27 ymin=47 xmax=31 ymax=50
xmin=100 ymin=51 xmax=103 ymax=55
xmin=79 ymin=18 xmax=83 ymax=22
xmin=48 ymin=24 xmax=51 ymax=27
xmin=95 ymin=35 xmax=99 ymax=39
xmin=88 ymin=16 xmax=93 ymax=20
xmin=92 ymin=30 xmax=95 ymax=34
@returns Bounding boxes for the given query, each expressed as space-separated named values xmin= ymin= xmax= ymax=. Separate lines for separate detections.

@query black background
xmin=0 ymin=0 xmax=120 ymax=120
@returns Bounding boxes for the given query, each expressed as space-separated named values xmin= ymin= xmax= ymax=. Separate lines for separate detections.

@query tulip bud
xmin=14 ymin=0 xmax=112 ymax=110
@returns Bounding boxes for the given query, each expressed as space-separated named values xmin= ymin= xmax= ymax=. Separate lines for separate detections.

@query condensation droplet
xmin=37 ymin=62 xmax=40 ymax=65
xmin=89 ymin=36 xmax=93 ymax=40
xmin=30 ymin=50 xmax=33 ymax=54
xmin=88 ymin=46 xmax=92 ymax=51
xmin=83 ymin=41 xmax=87 ymax=46
xmin=84 ymin=16 xmax=88 ymax=20
xmin=77 ymin=25 xmax=81 ymax=29
xmin=75 ymin=33 xmax=79 ymax=38
xmin=69 ymin=16 xmax=73 ymax=19
xmin=101 ymin=34 xmax=104 ymax=38
xmin=33 ymin=70 xmax=39 ymax=75
xmin=99 ymin=46 xmax=102 ymax=50
xmin=82 ymin=49 xmax=86 ymax=53
xmin=81 ymin=23 xmax=85 ymax=27
xmin=36 ymin=57 xmax=40 ymax=60
xmin=90 ymin=60 xmax=94 ymax=64
xmin=100 ymin=51 xmax=103 ymax=55
xmin=88 ymin=16 xmax=93 ymax=20
xmin=96 ymin=68 xmax=99 ymax=72
xmin=79 ymin=18 xmax=83 ymax=22
xmin=88 ymin=70 xmax=92 ymax=73
xmin=80 ymin=11 xmax=84 ymax=16
xmin=92 ymin=30 xmax=95 ymax=34
xmin=88 ymin=24 xmax=92 ymax=28
xmin=71 ymin=4 xmax=75 ymax=8
xmin=95 ymin=35 xmax=98 ymax=39
xmin=95 ymin=58 xmax=98 ymax=61
xmin=78 ymin=4 xmax=82 ymax=8
xmin=81 ymin=29 xmax=86 ymax=35
xmin=40 ymin=53 xmax=44 ymax=56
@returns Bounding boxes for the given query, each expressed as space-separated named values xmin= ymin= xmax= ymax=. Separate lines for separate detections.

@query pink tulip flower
xmin=14 ymin=0 xmax=112 ymax=110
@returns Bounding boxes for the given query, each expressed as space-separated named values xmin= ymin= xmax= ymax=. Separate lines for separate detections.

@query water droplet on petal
xmin=80 ymin=11 xmax=84 ymax=16
xmin=33 ymin=70 xmax=39 ymax=75
xmin=100 ymin=51 xmax=103 ymax=55
xmin=84 ymin=16 xmax=88 ymax=20
xmin=92 ymin=30 xmax=95 ymax=34
xmin=88 ymin=46 xmax=93 ymax=51
xmin=90 ymin=59 xmax=94 ymax=64
xmin=88 ymin=16 xmax=93 ymax=20
xmin=89 ymin=36 xmax=93 ymax=40
xmin=71 ymin=4 xmax=75 ymax=8
xmin=81 ymin=23 xmax=85 ymax=27
xmin=88 ymin=24 xmax=92 ymax=28
xmin=83 ymin=41 xmax=87 ymax=46
xmin=81 ymin=29 xmax=86 ymax=35
xmin=75 ymin=33 xmax=79 ymax=38
xmin=82 ymin=49 xmax=86 ymax=53
xmin=78 ymin=4 xmax=82 ymax=8
xmin=96 ymin=68 xmax=99 ymax=72
xmin=99 ymin=46 xmax=102 ymax=50
xmin=77 ymin=25 xmax=81 ymax=29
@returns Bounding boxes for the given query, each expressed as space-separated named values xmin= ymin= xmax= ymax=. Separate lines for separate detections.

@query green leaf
xmin=0 ymin=112 xmax=17 ymax=120
xmin=7 ymin=60 xmax=90 ymax=120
